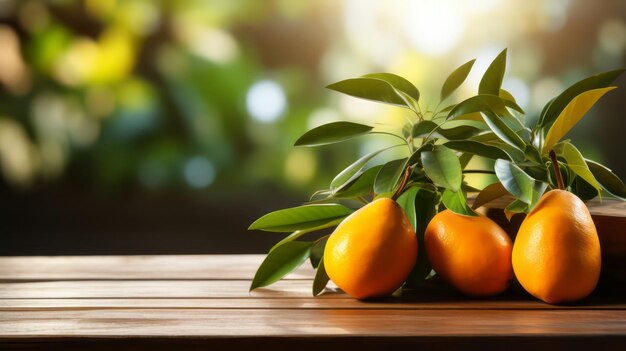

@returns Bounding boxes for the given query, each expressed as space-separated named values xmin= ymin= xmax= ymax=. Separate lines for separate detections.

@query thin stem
xmin=421 ymin=118 xmax=451 ymax=146
xmin=431 ymin=100 xmax=442 ymax=118
xmin=371 ymin=131 xmax=411 ymax=150
xmin=549 ymin=150 xmax=565 ymax=190
xmin=371 ymin=131 xmax=407 ymax=142
xmin=391 ymin=166 xmax=413 ymax=201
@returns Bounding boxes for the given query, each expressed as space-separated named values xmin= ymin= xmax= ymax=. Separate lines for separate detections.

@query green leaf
xmin=538 ymin=96 xmax=555 ymax=129
xmin=571 ymin=176 xmax=600 ymax=202
xmin=407 ymin=141 xmax=435 ymax=165
xmin=363 ymin=73 xmax=420 ymax=102
xmin=500 ymin=89 xmax=525 ymax=114
xmin=421 ymin=145 xmax=462 ymax=191
xmin=269 ymin=223 xmax=332 ymax=253
xmin=396 ymin=186 xmax=420 ymax=229
xmin=330 ymin=146 xmax=396 ymax=190
xmin=442 ymin=188 xmax=477 ymax=216
xmin=294 ymin=122 xmax=373 ymax=147
xmin=523 ymin=164 xmax=550 ymax=183
xmin=326 ymin=78 xmax=411 ymax=108
xmin=437 ymin=126 xmax=483 ymax=140
xmin=309 ymin=189 xmax=332 ymax=202
xmin=412 ymin=120 xmax=439 ymax=138
xmin=459 ymin=153 xmax=473 ymax=168
xmin=538 ymin=69 xmax=624 ymax=130
xmin=374 ymin=158 xmax=408 ymax=194
xmin=470 ymin=131 xmax=499 ymax=142
xmin=333 ymin=165 xmax=382 ymax=198
xmin=524 ymin=145 xmax=543 ymax=165
xmin=309 ymin=236 xmax=328 ymax=268
xmin=405 ymin=185 xmax=440 ymax=286
xmin=249 ymin=204 xmax=352 ymax=232
xmin=555 ymin=142 xmax=601 ymax=193
xmin=494 ymin=159 xmax=547 ymax=206
xmin=504 ymin=199 xmax=528 ymax=221
xmin=402 ymin=122 xmax=412 ymax=139
xmin=499 ymin=88 xmax=516 ymax=103
xmin=443 ymin=119 xmax=489 ymax=130
xmin=586 ymin=159 xmax=626 ymax=200
xmin=486 ymin=141 xmax=526 ymax=162
xmin=250 ymin=241 xmax=314 ymax=290
xmin=439 ymin=104 xmax=456 ymax=113
xmin=472 ymin=182 xmax=509 ymax=209
xmin=444 ymin=140 xmax=511 ymax=160
xmin=448 ymin=94 xmax=512 ymax=120
xmin=546 ymin=159 xmax=571 ymax=188
xmin=414 ymin=120 xmax=486 ymax=141
xmin=479 ymin=49 xmax=507 ymax=95
xmin=542 ymin=87 xmax=616 ymax=153
xmin=481 ymin=110 xmax=527 ymax=151
xmin=462 ymin=182 xmax=482 ymax=193
xmin=312 ymin=258 xmax=330 ymax=296
xmin=441 ymin=58 xmax=476 ymax=101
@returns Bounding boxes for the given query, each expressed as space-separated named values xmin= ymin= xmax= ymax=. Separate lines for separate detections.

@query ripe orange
xmin=512 ymin=190 xmax=601 ymax=304
xmin=425 ymin=209 xmax=513 ymax=296
xmin=323 ymin=198 xmax=417 ymax=299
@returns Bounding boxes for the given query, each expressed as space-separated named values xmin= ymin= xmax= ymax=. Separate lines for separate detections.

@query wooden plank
xmin=1 ymin=309 xmax=625 ymax=337
xmin=1 ymin=297 xmax=624 ymax=311
xmin=0 ymin=255 xmax=314 ymax=281
xmin=0 ymin=279 xmax=623 ymax=309
xmin=0 ymin=280 xmax=337 ymax=299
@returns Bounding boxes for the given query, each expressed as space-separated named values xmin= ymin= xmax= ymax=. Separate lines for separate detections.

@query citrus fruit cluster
xmin=249 ymin=49 xmax=625 ymax=304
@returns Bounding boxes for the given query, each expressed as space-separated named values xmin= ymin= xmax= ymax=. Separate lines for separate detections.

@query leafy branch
xmin=248 ymin=49 xmax=626 ymax=295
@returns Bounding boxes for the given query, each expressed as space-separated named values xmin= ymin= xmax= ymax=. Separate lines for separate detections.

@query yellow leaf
xmin=542 ymin=87 xmax=617 ymax=154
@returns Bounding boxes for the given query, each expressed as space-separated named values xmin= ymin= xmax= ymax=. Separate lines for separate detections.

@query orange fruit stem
xmin=549 ymin=150 xmax=565 ymax=190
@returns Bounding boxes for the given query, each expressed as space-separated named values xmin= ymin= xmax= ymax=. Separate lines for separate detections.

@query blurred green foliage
xmin=0 ymin=0 xmax=624 ymax=196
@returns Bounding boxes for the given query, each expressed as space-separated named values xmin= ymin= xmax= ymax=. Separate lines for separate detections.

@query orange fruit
xmin=512 ymin=189 xmax=601 ymax=304
xmin=324 ymin=198 xmax=417 ymax=299
xmin=425 ymin=209 xmax=513 ymax=296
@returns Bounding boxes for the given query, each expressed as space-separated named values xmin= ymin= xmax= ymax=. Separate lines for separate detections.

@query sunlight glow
xmin=404 ymin=1 xmax=464 ymax=56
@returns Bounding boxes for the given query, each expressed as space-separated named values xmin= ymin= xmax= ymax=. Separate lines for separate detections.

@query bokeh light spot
xmin=532 ymin=77 xmax=563 ymax=111
xmin=183 ymin=156 xmax=215 ymax=189
xmin=246 ymin=80 xmax=287 ymax=124
xmin=597 ymin=19 xmax=626 ymax=62
xmin=284 ymin=148 xmax=316 ymax=186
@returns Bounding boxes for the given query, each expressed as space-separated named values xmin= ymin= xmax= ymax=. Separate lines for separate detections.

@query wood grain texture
xmin=0 ymin=280 xmax=338 ymax=299
xmin=0 ymin=255 xmax=314 ymax=281
xmin=2 ymin=309 xmax=626 ymax=337
xmin=1 ymin=297 xmax=625 ymax=311
xmin=0 ymin=254 xmax=625 ymax=350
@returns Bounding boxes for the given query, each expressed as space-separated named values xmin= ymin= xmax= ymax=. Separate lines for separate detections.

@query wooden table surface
xmin=0 ymin=255 xmax=625 ymax=350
